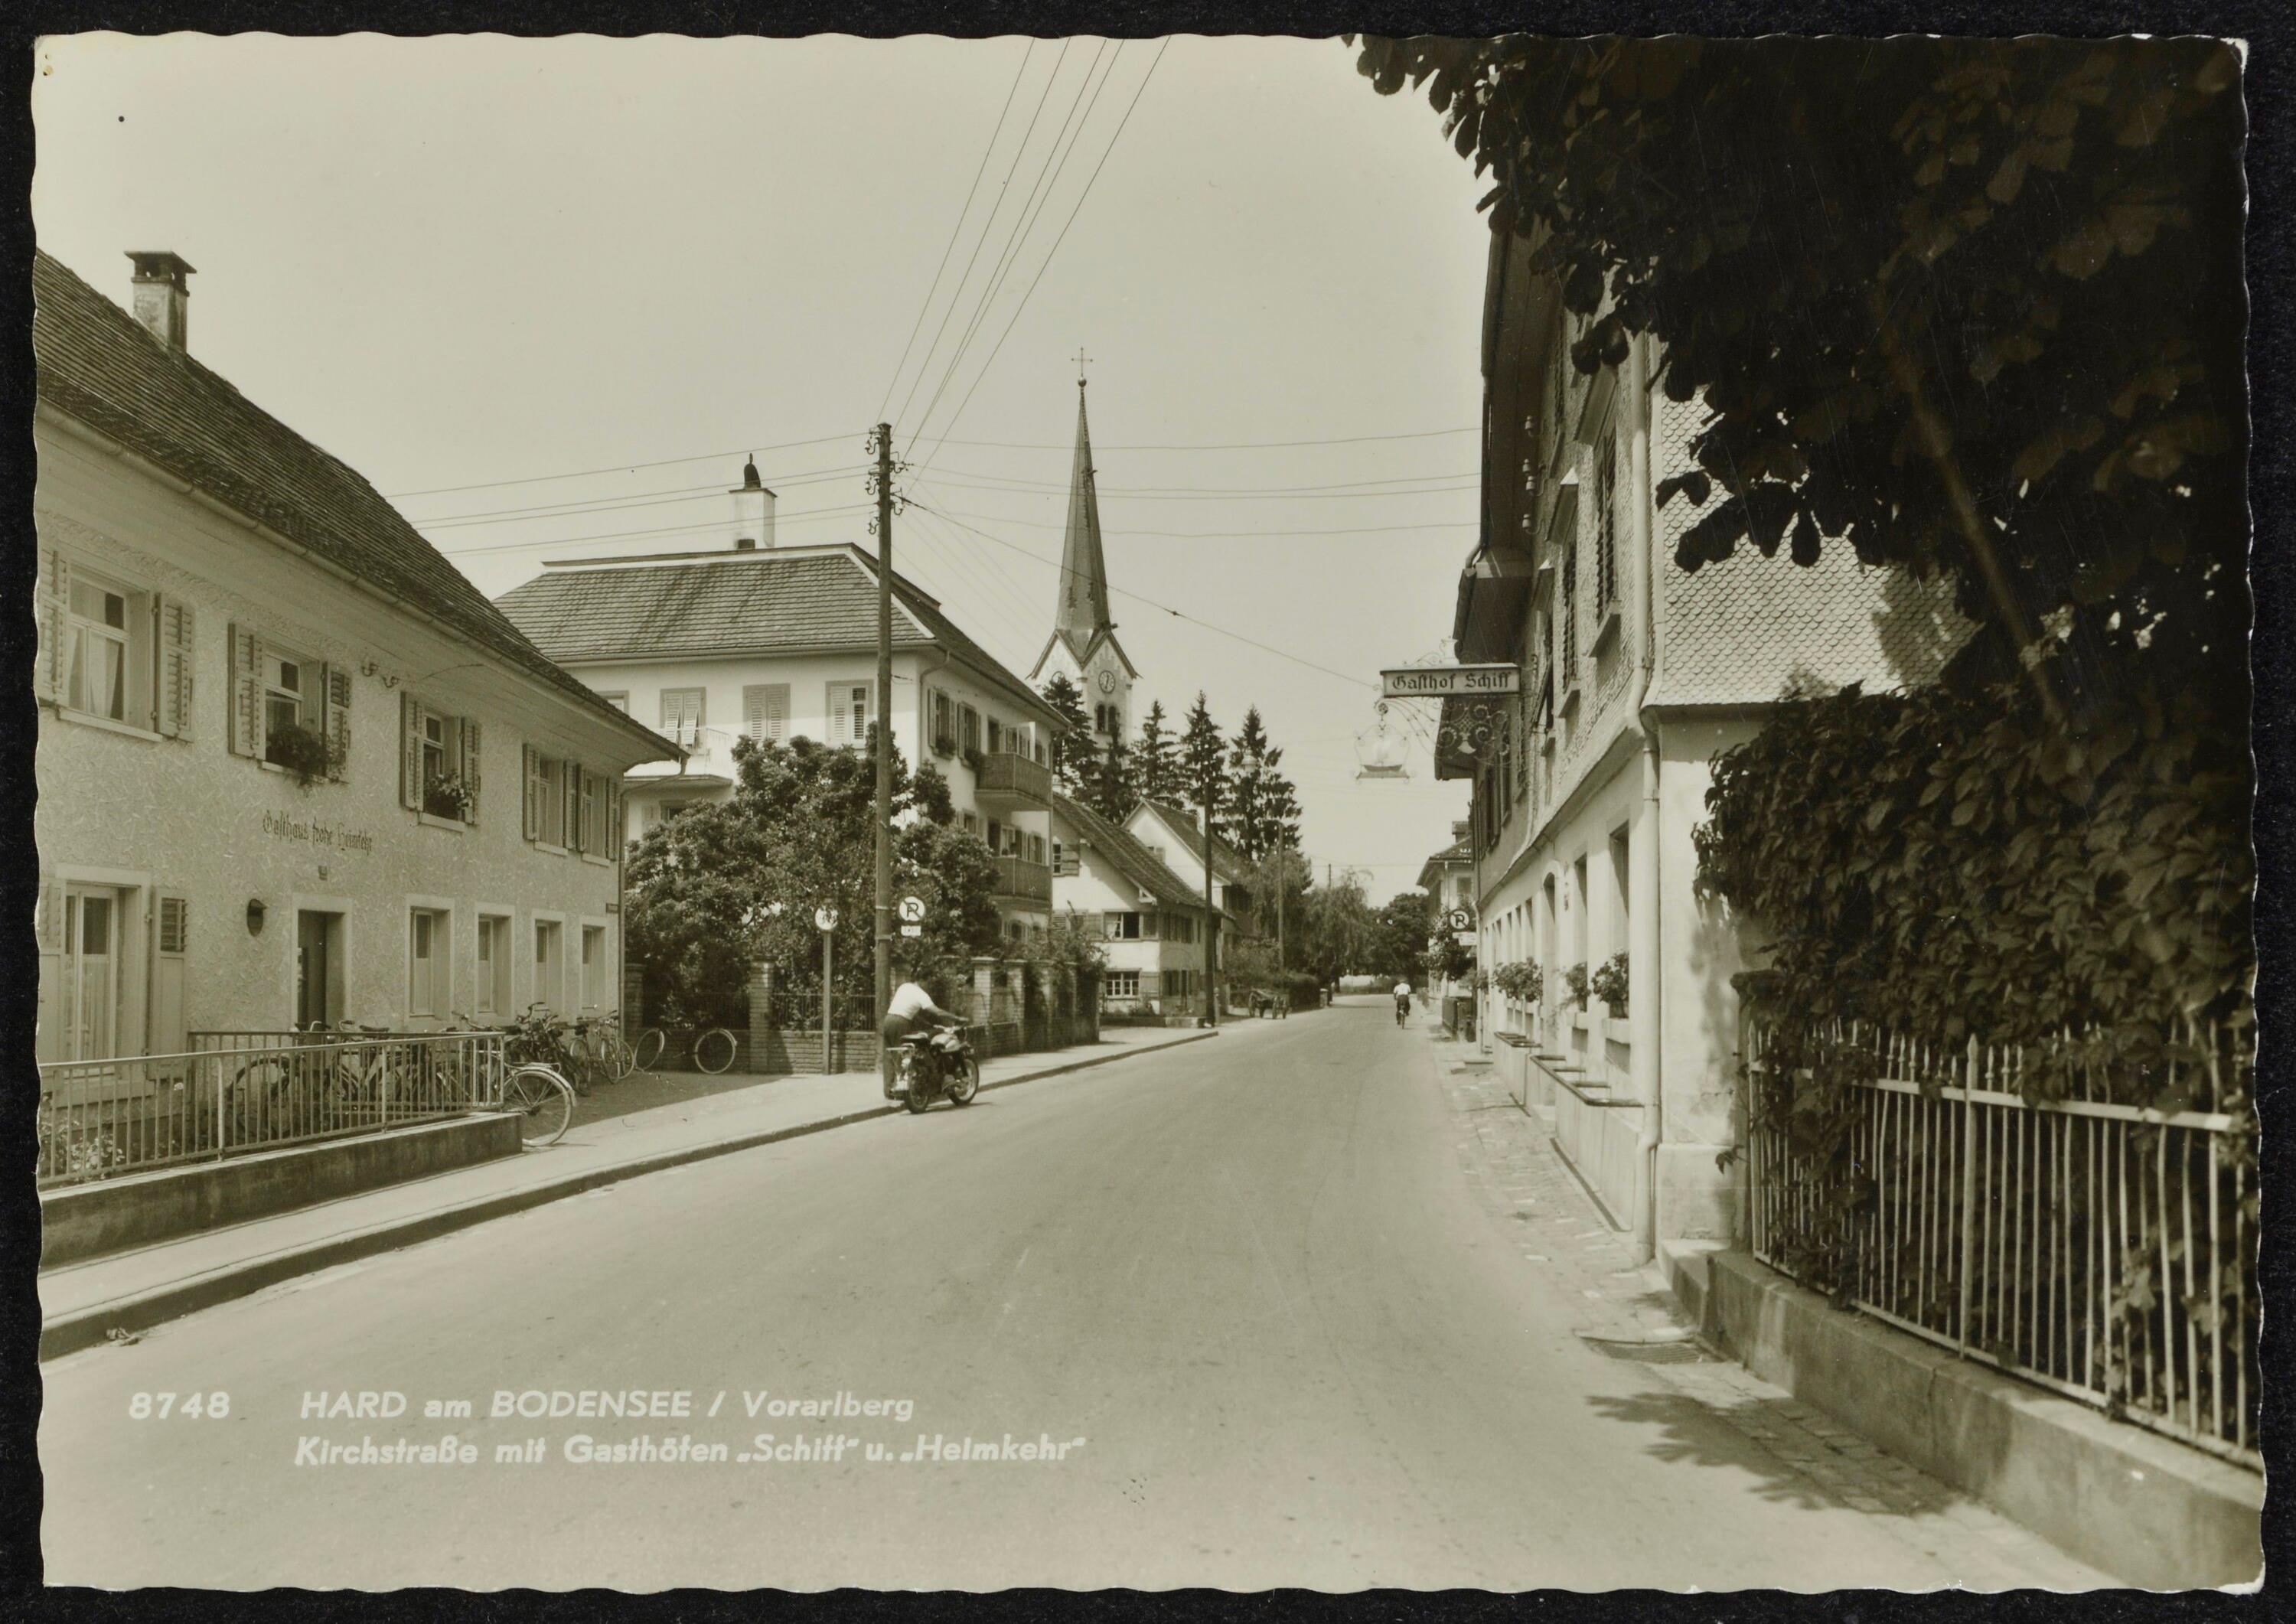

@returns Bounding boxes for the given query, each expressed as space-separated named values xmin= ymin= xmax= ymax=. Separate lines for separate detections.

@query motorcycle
xmin=895 ymin=1023 xmax=980 ymax=1114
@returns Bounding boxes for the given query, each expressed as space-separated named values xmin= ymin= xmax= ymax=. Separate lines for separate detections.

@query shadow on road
xmin=1583 ymin=1388 xmax=1910 ymax=1518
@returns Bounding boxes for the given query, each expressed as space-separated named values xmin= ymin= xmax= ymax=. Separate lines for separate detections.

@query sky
xmin=34 ymin=32 xmax=1485 ymax=901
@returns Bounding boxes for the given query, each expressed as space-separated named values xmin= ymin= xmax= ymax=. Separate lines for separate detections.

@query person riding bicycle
xmin=882 ymin=980 xmax=964 ymax=1094
xmin=1394 ymin=980 xmax=1414 ymax=1026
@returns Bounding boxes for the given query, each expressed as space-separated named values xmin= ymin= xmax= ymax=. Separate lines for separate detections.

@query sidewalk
xmin=40 ymin=1023 xmax=1217 ymax=1360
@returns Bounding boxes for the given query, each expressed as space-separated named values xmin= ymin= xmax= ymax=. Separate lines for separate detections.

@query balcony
xmin=974 ymin=749 xmax=1051 ymax=807
xmin=990 ymin=854 xmax=1053 ymax=903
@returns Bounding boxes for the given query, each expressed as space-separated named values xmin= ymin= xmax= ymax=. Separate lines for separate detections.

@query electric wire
xmin=876 ymin=40 xmax=1037 ymax=424
xmin=910 ymin=38 xmax=1172 ymax=471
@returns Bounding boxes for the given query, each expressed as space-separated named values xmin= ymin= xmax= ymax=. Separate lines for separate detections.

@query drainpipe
xmin=1627 ymin=334 xmax=1665 ymax=1264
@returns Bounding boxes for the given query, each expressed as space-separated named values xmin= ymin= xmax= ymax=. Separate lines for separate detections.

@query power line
xmin=913 ymin=38 xmax=1172 ymax=470
xmin=384 ymin=422 xmax=1482 ymax=504
xmin=418 ymin=467 xmax=865 ymax=529
xmin=908 ymin=41 xmax=1122 ymax=451
xmin=382 ymin=433 xmax=858 ymax=499
xmin=931 ymin=424 xmax=1480 ymax=453
xmin=431 ymin=503 xmax=873 ymax=558
xmin=912 ymin=497 xmax=1375 ymax=690
xmin=920 ymin=472 xmax=1481 ymax=504
xmin=889 ymin=38 xmax=1075 ymax=437
xmin=876 ymin=40 xmax=1036 ymax=424
xmin=925 ymin=505 xmax=1476 ymax=541
xmin=920 ymin=466 xmax=1480 ymax=497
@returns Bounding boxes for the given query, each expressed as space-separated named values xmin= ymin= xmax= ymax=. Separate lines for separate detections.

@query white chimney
xmin=127 ymin=251 xmax=195 ymax=351
xmin=730 ymin=456 xmax=777 ymax=550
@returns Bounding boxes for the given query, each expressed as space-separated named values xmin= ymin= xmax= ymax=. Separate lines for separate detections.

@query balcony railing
xmin=37 ymin=1029 xmax=506 ymax=1189
xmin=990 ymin=854 xmax=1053 ymax=902
xmin=975 ymin=749 xmax=1052 ymax=803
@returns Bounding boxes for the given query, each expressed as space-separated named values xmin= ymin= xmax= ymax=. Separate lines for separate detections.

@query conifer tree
xmin=1038 ymin=673 xmax=1092 ymax=792
xmin=1131 ymin=699 xmax=1183 ymax=807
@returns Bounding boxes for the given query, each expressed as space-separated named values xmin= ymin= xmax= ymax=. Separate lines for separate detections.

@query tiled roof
xmin=1417 ymin=838 xmax=1473 ymax=891
xmin=1139 ymin=800 xmax=1247 ymax=880
xmin=1053 ymin=794 xmax=1217 ymax=916
xmin=31 ymin=250 xmax=663 ymax=753
xmin=495 ymin=545 xmax=1057 ymax=725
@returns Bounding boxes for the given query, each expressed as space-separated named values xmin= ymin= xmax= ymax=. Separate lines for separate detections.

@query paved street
xmin=41 ymin=1000 xmax=2104 ymax=1591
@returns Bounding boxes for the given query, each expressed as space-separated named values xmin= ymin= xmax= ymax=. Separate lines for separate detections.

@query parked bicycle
xmin=567 ymin=1012 xmax=638 ymax=1089
xmin=631 ymin=1026 xmax=739 ymax=1075
xmin=497 ymin=1062 xmax=576 ymax=1147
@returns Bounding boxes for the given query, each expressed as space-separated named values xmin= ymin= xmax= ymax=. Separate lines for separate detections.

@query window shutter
xmin=400 ymin=692 xmax=422 ymax=810
xmin=34 ymin=549 xmax=70 ymax=705
xmin=607 ymin=779 xmax=623 ymax=855
xmin=827 ymin=683 xmax=850 ymax=745
xmin=153 ymin=595 xmax=195 ymax=739
xmin=228 ymin=623 xmax=265 ymax=758
xmin=564 ymin=765 xmax=582 ymax=854
xmin=35 ymin=872 xmax=65 ymax=954
xmin=460 ymin=718 xmax=482 ymax=823
xmin=324 ymin=666 xmax=351 ymax=781
xmin=522 ymin=745 xmax=540 ymax=841
xmin=743 ymin=683 xmax=788 ymax=745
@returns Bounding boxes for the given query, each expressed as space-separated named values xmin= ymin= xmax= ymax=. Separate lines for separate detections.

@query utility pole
xmin=1202 ymin=796 xmax=1218 ymax=1028
xmin=871 ymin=423 xmax=896 ymax=1090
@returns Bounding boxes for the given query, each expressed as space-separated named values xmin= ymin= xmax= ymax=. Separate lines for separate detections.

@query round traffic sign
xmin=814 ymin=907 xmax=840 ymax=932
xmin=897 ymin=895 xmax=927 ymax=925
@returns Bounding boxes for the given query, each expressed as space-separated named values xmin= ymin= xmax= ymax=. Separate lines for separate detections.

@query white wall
xmin=34 ymin=415 xmax=657 ymax=1055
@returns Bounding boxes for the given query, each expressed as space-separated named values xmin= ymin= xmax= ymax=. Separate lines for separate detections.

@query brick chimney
xmin=127 ymin=252 xmax=195 ymax=350
xmin=729 ymin=456 xmax=777 ymax=550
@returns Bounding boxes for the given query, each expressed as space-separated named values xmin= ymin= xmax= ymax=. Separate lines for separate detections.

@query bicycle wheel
xmin=605 ymin=1032 xmax=637 ymax=1081
xmin=503 ymin=1065 xmax=575 ymax=1147
xmin=633 ymin=1028 xmax=667 ymax=1071
xmin=693 ymin=1028 xmax=738 ymax=1075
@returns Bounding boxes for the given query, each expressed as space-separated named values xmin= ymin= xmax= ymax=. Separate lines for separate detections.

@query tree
xmin=1081 ymin=733 xmax=1136 ymax=823
xmin=1132 ymin=699 xmax=1184 ymax=806
xmin=1179 ymin=693 xmax=1228 ymax=840
xmin=1039 ymin=673 xmax=1092 ymax=792
xmin=1371 ymin=889 xmax=1436 ymax=984
xmin=625 ymin=732 xmax=1003 ymax=1029
xmin=1352 ymin=38 xmax=2246 ymax=733
xmin=1224 ymin=706 xmax=1302 ymax=863
xmin=1299 ymin=869 xmax=1378 ymax=986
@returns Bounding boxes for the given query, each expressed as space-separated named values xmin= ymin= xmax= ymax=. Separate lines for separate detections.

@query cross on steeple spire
xmin=1074 ymin=346 xmax=1092 ymax=386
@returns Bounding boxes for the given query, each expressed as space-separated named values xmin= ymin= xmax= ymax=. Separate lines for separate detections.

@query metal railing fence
xmin=38 ymin=1029 xmax=506 ymax=1189
xmin=1744 ymin=1019 xmax=2258 ymax=1466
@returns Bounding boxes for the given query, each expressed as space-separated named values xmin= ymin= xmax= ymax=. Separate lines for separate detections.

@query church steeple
xmin=1056 ymin=373 xmax=1114 ymax=647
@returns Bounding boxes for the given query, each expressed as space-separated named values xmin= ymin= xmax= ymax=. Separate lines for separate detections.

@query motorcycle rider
xmin=882 ymin=978 xmax=965 ymax=1094
xmin=1394 ymin=980 xmax=1414 ymax=1027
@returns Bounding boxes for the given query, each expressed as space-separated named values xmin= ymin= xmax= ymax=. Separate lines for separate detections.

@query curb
xmin=40 ymin=1029 xmax=1219 ymax=1361
xmin=1668 ymin=1243 xmax=2264 ymax=1589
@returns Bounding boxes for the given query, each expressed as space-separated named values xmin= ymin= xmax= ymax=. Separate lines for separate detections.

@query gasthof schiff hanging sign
xmin=1379 ymin=665 xmax=1521 ymax=699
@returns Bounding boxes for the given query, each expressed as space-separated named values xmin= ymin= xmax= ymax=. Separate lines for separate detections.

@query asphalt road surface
xmin=41 ymin=1000 xmax=2100 ymax=1590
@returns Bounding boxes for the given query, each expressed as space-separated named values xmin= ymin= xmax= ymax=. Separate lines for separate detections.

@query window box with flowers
xmin=264 ymin=720 xmax=341 ymax=788
xmin=424 ymin=772 xmax=475 ymax=822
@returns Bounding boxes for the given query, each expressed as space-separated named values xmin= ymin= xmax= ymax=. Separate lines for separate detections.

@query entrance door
xmin=62 ymin=887 xmax=119 ymax=1063
xmin=296 ymin=911 xmax=338 ymax=1030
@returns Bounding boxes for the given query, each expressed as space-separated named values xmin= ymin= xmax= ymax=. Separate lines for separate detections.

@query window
xmin=56 ymin=885 xmax=124 ymax=1062
xmin=959 ymin=703 xmax=981 ymax=756
xmin=660 ymin=688 xmax=705 ymax=749
xmin=408 ymin=908 xmax=449 ymax=1019
xmin=42 ymin=553 xmax=194 ymax=739
xmin=1105 ymin=911 xmax=1143 ymax=941
xmin=1104 ymin=971 xmax=1141 ymax=1000
xmin=596 ymin=691 xmax=630 ymax=714
xmin=742 ymin=683 xmax=789 ymax=746
xmin=960 ymin=810 xmax=980 ymax=836
xmin=1561 ymin=540 xmax=1580 ymax=676
xmin=581 ymin=925 xmax=607 ymax=1009
xmin=520 ymin=749 xmax=612 ymax=854
xmin=1167 ymin=969 xmax=1195 ymax=1000
xmin=528 ymin=752 xmax=565 ymax=846
xmin=67 ymin=577 xmax=135 ymax=722
xmin=1026 ymin=832 xmax=1046 ymax=865
xmin=1594 ymin=431 xmax=1619 ymax=621
xmin=533 ymin=919 xmax=563 ymax=1012
xmin=828 ymin=681 xmax=873 ymax=746
xmin=402 ymin=697 xmax=478 ymax=820
xmin=477 ymin=915 xmax=512 ymax=1018
xmin=931 ymin=691 xmax=957 ymax=755
xmin=987 ymin=717 xmax=1004 ymax=755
